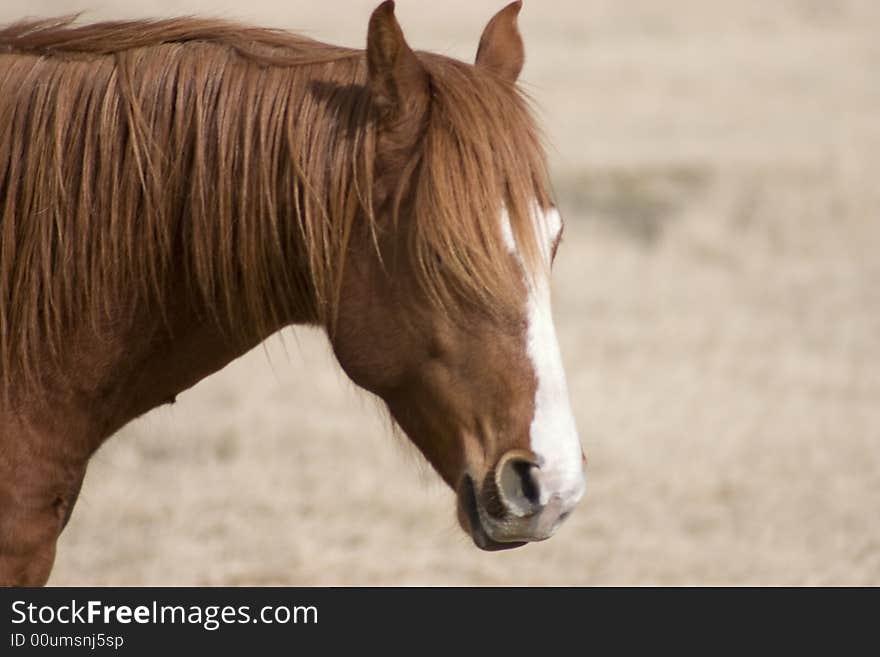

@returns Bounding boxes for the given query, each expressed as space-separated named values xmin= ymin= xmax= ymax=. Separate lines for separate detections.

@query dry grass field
xmin=2 ymin=0 xmax=878 ymax=584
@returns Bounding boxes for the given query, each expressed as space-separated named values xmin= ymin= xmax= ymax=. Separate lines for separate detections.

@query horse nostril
xmin=512 ymin=460 xmax=540 ymax=505
xmin=497 ymin=452 xmax=542 ymax=518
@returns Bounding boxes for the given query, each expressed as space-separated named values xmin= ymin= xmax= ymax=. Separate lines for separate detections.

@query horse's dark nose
xmin=470 ymin=448 xmax=585 ymax=546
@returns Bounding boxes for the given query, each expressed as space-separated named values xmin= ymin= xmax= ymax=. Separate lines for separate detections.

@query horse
xmin=0 ymin=0 xmax=585 ymax=586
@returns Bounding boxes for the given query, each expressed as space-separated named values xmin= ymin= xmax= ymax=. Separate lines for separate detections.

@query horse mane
xmin=0 ymin=16 xmax=551 ymax=389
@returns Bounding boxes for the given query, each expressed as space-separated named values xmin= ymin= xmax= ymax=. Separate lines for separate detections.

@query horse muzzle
xmin=457 ymin=450 xmax=586 ymax=551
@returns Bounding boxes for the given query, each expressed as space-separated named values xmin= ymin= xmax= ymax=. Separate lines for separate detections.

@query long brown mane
xmin=0 ymin=16 xmax=551 ymax=391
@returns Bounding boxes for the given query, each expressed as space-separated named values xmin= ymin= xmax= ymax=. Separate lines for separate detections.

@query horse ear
xmin=475 ymin=1 xmax=525 ymax=83
xmin=366 ymin=1 xmax=428 ymax=121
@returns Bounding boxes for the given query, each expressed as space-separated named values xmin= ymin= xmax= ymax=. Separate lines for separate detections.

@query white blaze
xmin=502 ymin=205 xmax=585 ymax=510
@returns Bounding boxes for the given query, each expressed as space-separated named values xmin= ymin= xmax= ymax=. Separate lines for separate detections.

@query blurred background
xmin=3 ymin=0 xmax=877 ymax=584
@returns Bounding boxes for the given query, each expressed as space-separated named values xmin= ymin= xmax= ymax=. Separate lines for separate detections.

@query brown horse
xmin=0 ymin=1 xmax=585 ymax=585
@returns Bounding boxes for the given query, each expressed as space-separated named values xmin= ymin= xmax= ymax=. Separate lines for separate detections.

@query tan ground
xmin=2 ymin=0 xmax=878 ymax=585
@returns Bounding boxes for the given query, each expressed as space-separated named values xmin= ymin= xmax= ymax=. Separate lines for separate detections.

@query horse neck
xmin=93 ymin=58 xmax=372 ymax=436
xmin=175 ymin=55 xmax=370 ymax=334
xmin=5 ymin=52 xmax=369 ymax=446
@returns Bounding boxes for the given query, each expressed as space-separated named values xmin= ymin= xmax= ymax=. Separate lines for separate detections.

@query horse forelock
xmin=0 ymin=16 xmax=551 ymax=392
